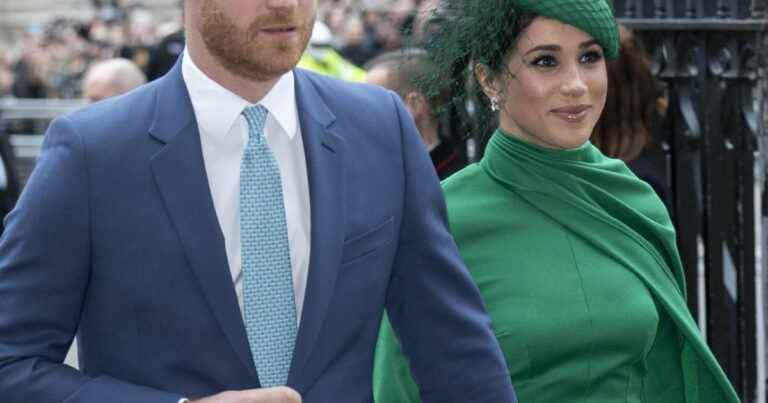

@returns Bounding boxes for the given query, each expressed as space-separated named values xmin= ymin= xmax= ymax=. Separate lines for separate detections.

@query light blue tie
xmin=240 ymin=104 xmax=297 ymax=387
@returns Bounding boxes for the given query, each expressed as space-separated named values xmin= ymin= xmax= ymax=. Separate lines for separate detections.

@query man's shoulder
xmin=294 ymin=68 xmax=398 ymax=114
xmin=63 ymin=79 xmax=160 ymax=134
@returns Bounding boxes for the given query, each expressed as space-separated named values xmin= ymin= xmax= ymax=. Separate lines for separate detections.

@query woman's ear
xmin=474 ymin=63 xmax=498 ymax=99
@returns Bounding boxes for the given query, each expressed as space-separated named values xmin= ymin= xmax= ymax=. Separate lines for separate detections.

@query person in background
xmin=337 ymin=17 xmax=374 ymax=68
xmin=298 ymin=21 xmax=366 ymax=82
xmin=11 ymin=51 xmax=48 ymax=99
xmin=373 ymin=0 xmax=741 ymax=402
xmin=592 ymin=24 xmax=671 ymax=209
xmin=365 ymin=49 xmax=465 ymax=179
xmin=146 ymin=28 xmax=186 ymax=81
xmin=146 ymin=2 xmax=186 ymax=82
xmin=81 ymin=57 xmax=146 ymax=102
xmin=0 ymin=51 xmax=13 ymax=97
xmin=115 ymin=6 xmax=158 ymax=74
xmin=410 ymin=0 xmax=442 ymax=45
xmin=0 ymin=112 xmax=20 ymax=235
xmin=0 ymin=0 xmax=516 ymax=402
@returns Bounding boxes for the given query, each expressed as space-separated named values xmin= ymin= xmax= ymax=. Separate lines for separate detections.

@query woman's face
xmin=487 ymin=17 xmax=608 ymax=150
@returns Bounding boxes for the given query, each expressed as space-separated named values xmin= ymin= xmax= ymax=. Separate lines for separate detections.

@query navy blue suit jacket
xmin=0 ymin=63 xmax=515 ymax=403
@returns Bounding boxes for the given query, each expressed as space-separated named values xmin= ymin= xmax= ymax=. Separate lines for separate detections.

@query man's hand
xmin=190 ymin=387 xmax=302 ymax=403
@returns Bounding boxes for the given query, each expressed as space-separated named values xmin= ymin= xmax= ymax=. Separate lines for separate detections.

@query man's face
xmin=195 ymin=0 xmax=315 ymax=81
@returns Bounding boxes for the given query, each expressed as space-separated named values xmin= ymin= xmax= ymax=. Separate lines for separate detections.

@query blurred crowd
xmin=0 ymin=0 xmax=435 ymax=100
xmin=317 ymin=0 xmax=433 ymax=67
xmin=0 ymin=1 xmax=183 ymax=99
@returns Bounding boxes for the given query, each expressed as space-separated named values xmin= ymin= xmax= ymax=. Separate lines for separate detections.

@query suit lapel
xmin=148 ymin=62 xmax=258 ymax=382
xmin=288 ymin=70 xmax=346 ymax=388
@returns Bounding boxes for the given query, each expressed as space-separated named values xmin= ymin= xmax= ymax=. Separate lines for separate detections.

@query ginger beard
xmin=199 ymin=0 xmax=313 ymax=82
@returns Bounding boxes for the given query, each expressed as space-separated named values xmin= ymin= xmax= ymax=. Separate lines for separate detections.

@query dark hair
xmin=592 ymin=25 xmax=658 ymax=162
xmin=477 ymin=12 xmax=537 ymax=74
xmin=365 ymin=48 xmax=427 ymax=97
xmin=466 ymin=11 xmax=537 ymax=152
xmin=364 ymin=48 xmax=450 ymax=140
xmin=469 ymin=11 xmax=537 ymax=114
xmin=403 ymin=2 xmax=538 ymax=155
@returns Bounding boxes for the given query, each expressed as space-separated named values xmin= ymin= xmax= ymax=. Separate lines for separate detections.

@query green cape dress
xmin=373 ymin=130 xmax=740 ymax=403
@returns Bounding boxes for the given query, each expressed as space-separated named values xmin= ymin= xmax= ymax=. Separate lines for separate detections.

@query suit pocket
xmin=341 ymin=217 xmax=394 ymax=264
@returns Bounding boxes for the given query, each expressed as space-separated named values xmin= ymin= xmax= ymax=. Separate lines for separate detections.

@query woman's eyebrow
xmin=523 ymin=44 xmax=560 ymax=56
xmin=580 ymin=39 xmax=601 ymax=48
xmin=523 ymin=39 xmax=601 ymax=56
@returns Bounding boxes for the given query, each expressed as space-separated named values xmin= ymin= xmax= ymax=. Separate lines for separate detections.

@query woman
xmin=373 ymin=0 xmax=740 ymax=402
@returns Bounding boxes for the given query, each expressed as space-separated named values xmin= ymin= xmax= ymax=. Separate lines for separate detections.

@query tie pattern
xmin=241 ymin=104 xmax=297 ymax=387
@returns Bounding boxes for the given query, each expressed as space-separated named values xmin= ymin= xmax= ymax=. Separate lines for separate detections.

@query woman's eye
xmin=530 ymin=55 xmax=558 ymax=68
xmin=580 ymin=50 xmax=604 ymax=64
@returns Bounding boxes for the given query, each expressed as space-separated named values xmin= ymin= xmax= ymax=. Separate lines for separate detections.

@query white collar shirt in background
xmin=182 ymin=48 xmax=311 ymax=324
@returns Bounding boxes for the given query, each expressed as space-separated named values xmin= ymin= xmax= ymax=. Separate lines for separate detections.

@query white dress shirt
xmin=181 ymin=49 xmax=311 ymax=325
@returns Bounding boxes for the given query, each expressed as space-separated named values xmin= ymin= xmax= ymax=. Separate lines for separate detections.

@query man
xmin=81 ymin=58 xmax=147 ymax=102
xmin=0 ymin=1 xmax=516 ymax=403
xmin=365 ymin=49 xmax=466 ymax=179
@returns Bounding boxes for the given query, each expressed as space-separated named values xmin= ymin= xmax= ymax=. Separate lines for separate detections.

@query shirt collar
xmin=181 ymin=47 xmax=298 ymax=139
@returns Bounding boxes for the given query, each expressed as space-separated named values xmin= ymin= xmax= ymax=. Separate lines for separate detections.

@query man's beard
xmin=199 ymin=0 xmax=313 ymax=81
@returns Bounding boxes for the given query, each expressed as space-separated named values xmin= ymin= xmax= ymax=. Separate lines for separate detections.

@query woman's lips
xmin=551 ymin=105 xmax=592 ymax=123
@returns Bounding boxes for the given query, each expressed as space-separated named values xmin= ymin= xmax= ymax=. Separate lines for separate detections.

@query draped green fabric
xmin=373 ymin=130 xmax=740 ymax=403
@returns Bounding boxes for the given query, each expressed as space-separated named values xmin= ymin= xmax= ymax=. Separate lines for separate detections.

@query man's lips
xmin=262 ymin=26 xmax=298 ymax=34
xmin=261 ymin=27 xmax=299 ymax=39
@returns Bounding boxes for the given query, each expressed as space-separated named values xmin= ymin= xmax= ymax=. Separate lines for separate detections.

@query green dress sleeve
xmin=373 ymin=314 xmax=421 ymax=403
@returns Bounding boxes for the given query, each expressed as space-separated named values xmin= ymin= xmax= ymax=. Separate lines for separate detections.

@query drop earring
xmin=490 ymin=96 xmax=500 ymax=112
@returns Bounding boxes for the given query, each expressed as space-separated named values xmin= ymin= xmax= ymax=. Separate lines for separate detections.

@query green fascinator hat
xmin=515 ymin=0 xmax=619 ymax=59
xmin=419 ymin=0 xmax=619 ymax=75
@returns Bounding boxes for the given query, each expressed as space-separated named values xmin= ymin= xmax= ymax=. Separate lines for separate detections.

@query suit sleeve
xmin=0 ymin=117 xmax=184 ymax=403
xmin=382 ymin=93 xmax=517 ymax=403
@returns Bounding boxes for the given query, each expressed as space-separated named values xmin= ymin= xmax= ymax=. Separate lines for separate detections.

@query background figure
xmin=298 ymin=21 xmax=366 ymax=82
xmin=365 ymin=49 xmax=466 ymax=179
xmin=0 ymin=113 xmax=20 ymax=236
xmin=81 ymin=57 xmax=146 ymax=102
xmin=410 ymin=0 xmax=443 ymax=45
xmin=591 ymin=24 xmax=671 ymax=209
xmin=11 ymin=52 xmax=48 ymax=99
xmin=146 ymin=29 xmax=186 ymax=81
xmin=0 ymin=51 xmax=16 ymax=97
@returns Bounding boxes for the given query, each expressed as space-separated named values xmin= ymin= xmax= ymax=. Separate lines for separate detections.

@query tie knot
xmin=242 ymin=104 xmax=269 ymax=138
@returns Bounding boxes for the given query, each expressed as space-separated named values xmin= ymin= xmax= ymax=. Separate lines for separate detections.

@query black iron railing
xmin=615 ymin=0 xmax=767 ymax=401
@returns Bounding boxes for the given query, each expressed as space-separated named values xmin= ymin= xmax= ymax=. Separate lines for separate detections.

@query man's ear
xmin=404 ymin=91 xmax=429 ymax=120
